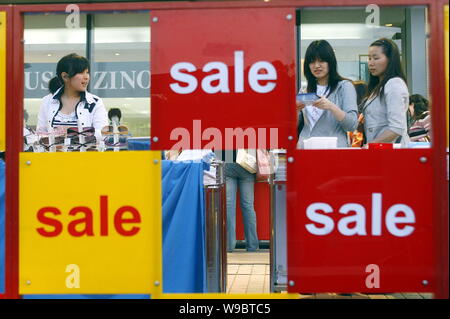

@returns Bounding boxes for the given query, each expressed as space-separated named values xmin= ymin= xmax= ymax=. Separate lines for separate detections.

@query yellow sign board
xmin=0 ymin=12 xmax=6 ymax=151
xmin=19 ymin=151 xmax=162 ymax=295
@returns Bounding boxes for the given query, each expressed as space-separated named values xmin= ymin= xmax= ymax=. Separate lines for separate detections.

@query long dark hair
xmin=303 ymin=40 xmax=346 ymax=96
xmin=48 ymin=53 xmax=90 ymax=94
xmin=353 ymin=80 xmax=368 ymax=111
xmin=367 ymin=38 xmax=407 ymax=99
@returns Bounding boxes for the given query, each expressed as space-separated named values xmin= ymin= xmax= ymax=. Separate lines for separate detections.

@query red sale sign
xmin=286 ymin=149 xmax=436 ymax=293
xmin=150 ymin=8 xmax=296 ymax=150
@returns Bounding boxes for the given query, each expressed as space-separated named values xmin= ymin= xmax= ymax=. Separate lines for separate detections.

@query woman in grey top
xmin=296 ymin=40 xmax=358 ymax=148
xmin=363 ymin=38 xmax=410 ymax=147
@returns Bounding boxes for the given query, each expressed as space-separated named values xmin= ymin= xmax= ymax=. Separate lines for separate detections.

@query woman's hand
xmin=296 ymin=100 xmax=306 ymax=112
xmin=313 ymin=96 xmax=346 ymax=122
xmin=312 ymin=96 xmax=335 ymax=110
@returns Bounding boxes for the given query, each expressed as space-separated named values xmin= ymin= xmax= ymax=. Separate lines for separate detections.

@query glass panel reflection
xmin=297 ymin=6 xmax=431 ymax=149
xmin=23 ymin=11 xmax=151 ymax=152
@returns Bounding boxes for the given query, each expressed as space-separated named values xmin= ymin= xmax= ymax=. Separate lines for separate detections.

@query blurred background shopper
xmin=225 ymin=150 xmax=259 ymax=252
xmin=408 ymin=94 xmax=431 ymax=142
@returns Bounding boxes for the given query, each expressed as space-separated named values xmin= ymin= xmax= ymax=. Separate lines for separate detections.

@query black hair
xmin=108 ymin=108 xmax=122 ymax=122
xmin=409 ymin=94 xmax=429 ymax=121
xmin=48 ymin=53 xmax=90 ymax=94
xmin=303 ymin=40 xmax=346 ymax=96
xmin=353 ymin=80 xmax=368 ymax=112
xmin=367 ymin=38 xmax=407 ymax=99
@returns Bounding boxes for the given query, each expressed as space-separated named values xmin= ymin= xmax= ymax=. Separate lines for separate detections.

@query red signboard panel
xmin=287 ymin=149 xmax=435 ymax=293
xmin=151 ymin=8 xmax=296 ymax=150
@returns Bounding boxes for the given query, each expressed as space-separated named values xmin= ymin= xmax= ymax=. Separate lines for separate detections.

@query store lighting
xmin=115 ymin=53 xmax=120 ymax=56
xmin=25 ymin=24 xmax=399 ymax=45
xmin=301 ymin=23 xmax=401 ymax=40
xmin=385 ymin=23 xmax=393 ymax=27
xmin=24 ymin=27 xmax=150 ymax=45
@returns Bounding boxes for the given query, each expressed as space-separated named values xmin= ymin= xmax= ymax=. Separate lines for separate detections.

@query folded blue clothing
xmin=162 ymin=160 xmax=207 ymax=293
xmin=128 ymin=138 xmax=151 ymax=150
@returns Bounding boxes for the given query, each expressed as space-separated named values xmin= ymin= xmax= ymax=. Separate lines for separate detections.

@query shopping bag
xmin=348 ymin=131 xmax=364 ymax=147
xmin=256 ymin=149 xmax=271 ymax=181
xmin=349 ymin=113 xmax=365 ymax=147
xmin=236 ymin=149 xmax=257 ymax=174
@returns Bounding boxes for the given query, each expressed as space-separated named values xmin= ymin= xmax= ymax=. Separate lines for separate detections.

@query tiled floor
xmin=227 ymin=250 xmax=270 ymax=294
xmin=226 ymin=249 xmax=433 ymax=299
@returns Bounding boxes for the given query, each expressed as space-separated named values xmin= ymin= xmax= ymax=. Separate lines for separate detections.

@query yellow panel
xmin=444 ymin=5 xmax=449 ymax=148
xmin=0 ymin=12 xmax=5 ymax=151
xmin=159 ymin=293 xmax=300 ymax=299
xmin=19 ymin=151 xmax=162 ymax=295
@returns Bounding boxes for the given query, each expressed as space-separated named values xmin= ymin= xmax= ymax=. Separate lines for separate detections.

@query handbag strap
xmin=361 ymin=94 xmax=376 ymax=114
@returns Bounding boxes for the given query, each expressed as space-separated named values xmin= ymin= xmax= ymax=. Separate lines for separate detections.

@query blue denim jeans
xmin=225 ymin=163 xmax=259 ymax=252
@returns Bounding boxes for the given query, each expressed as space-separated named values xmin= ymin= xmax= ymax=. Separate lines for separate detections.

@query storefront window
xmin=91 ymin=12 xmax=150 ymax=138
xmin=297 ymin=6 xmax=431 ymax=149
xmin=23 ymin=11 xmax=150 ymax=152
xmin=24 ymin=13 xmax=87 ymax=129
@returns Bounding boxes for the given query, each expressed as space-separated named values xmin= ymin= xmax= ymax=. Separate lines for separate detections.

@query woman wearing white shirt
xmin=296 ymin=40 xmax=358 ymax=148
xmin=37 ymin=53 xmax=108 ymax=135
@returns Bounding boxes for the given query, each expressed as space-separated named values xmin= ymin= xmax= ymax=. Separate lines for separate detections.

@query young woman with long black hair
xmin=363 ymin=38 xmax=410 ymax=146
xmin=296 ymin=40 xmax=358 ymax=148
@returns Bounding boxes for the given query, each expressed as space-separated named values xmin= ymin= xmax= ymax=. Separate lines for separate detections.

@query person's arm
xmin=296 ymin=100 xmax=306 ymax=112
xmin=370 ymin=129 xmax=400 ymax=143
xmin=323 ymin=100 xmax=346 ymax=121
xmin=338 ymin=81 xmax=359 ymax=132
xmin=92 ymin=97 xmax=109 ymax=131
xmin=382 ymin=78 xmax=409 ymax=141
xmin=312 ymin=96 xmax=344 ymax=118
xmin=312 ymin=81 xmax=358 ymax=131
